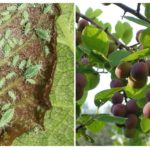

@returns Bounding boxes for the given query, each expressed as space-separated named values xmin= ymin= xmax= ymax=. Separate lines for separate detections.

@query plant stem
xmin=114 ymin=3 xmax=150 ymax=24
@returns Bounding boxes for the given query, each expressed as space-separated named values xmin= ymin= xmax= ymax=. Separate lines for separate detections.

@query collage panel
xmin=0 ymin=3 xmax=74 ymax=146
xmin=76 ymin=2 xmax=150 ymax=146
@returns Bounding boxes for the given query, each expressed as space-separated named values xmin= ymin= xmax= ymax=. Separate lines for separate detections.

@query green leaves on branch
xmin=85 ymin=8 xmax=102 ymax=19
xmin=121 ymin=48 xmax=150 ymax=62
xmin=94 ymin=87 xmax=123 ymax=107
xmin=140 ymin=28 xmax=150 ymax=47
xmin=124 ymin=16 xmax=150 ymax=28
xmin=82 ymin=26 xmax=109 ymax=56
xmin=115 ymin=21 xmax=133 ymax=44
xmin=140 ymin=117 xmax=150 ymax=132
xmin=144 ymin=4 xmax=150 ymax=20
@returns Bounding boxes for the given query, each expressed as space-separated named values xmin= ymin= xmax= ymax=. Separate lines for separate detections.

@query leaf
xmin=108 ymin=50 xmax=130 ymax=67
xmin=35 ymin=28 xmax=50 ymax=41
xmin=0 ymin=108 xmax=14 ymax=128
xmin=95 ymin=87 xmax=124 ymax=102
xmin=121 ymin=48 xmax=150 ymax=62
xmin=140 ymin=117 xmax=150 ymax=132
xmin=144 ymin=4 xmax=150 ymax=20
xmin=94 ymin=114 xmax=127 ymax=124
xmin=85 ymin=8 xmax=102 ymax=19
xmin=140 ymin=28 xmax=150 ymax=47
xmin=124 ymin=16 xmax=150 ymax=28
xmin=82 ymin=26 xmax=109 ymax=56
xmin=86 ymin=120 xmax=105 ymax=133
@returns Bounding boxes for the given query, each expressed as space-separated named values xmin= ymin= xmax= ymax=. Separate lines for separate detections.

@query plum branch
xmin=76 ymin=12 xmax=131 ymax=51
xmin=114 ymin=3 xmax=150 ymax=24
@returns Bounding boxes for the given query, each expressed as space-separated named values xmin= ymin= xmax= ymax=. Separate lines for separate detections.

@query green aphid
xmin=26 ymin=58 xmax=32 ymax=68
xmin=1 ymin=103 xmax=11 ymax=111
xmin=0 ymin=77 xmax=6 ymax=89
xmin=3 ymin=44 xmax=11 ymax=57
xmin=26 ymin=79 xmax=36 ymax=85
xmin=35 ymin=28 xmax=50 ymax=42
xmin=18 ymin=4 xmax=27 ymax=11
xmin=12 ymin=38 xmax=18 ymax=45
xmin=7 ymin=5 xmax=17 ymax=12
xmin=20 ymin=19 xmax=26 ymax=26
xmin=24 ymin=64 xmax=42 ymax=79
xmin=2 ymin=14 xmax=11 ymax=22
xmin=0 ymin=38 xmax=5 ymax=49
xmin=1 ymin=11 xmax=10 ymax=16
xmin=5 ymin=29 xmax=12 ymax=39
xmin=19 ymin=60 xmax=26 ymax=70
xmin=24 ymin=22 xmax=31 ymax=35
xmin=43 ymin=4 xmax=52 ymax=14
xmin=6 ymin=72 xmax=16 ymax=80
xmin=8 ymin=90 xmax=16 ymax=101
xmin=12 ymin=55 xmax=20 ymax=67
xmin=23 ymin=10 xmax=29 ymax=21
xmin=44 ymin=45 xmax=50 ymax=56
xmin=0 ymin=108 xmax=14 ymax=128
xmin=8 ymin=39 xmax=16 ymax=48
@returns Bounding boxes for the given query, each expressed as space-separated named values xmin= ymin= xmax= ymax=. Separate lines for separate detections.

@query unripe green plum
xmin=115 ymin=62 xmax=132 ymax=79
xmin=108 ymin=40 xmax=117 ymax=54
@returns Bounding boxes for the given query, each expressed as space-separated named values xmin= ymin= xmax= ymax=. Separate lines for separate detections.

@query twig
xmin=114 ymin=3 xmax=150 ymax=24
xmin=137 ymin=3 xmax=141 ymax=14
xmin=76 ymin=12 xmax=130 ymax=51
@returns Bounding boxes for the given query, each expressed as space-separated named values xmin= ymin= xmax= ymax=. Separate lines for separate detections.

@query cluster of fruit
xmin=110 ymin=58 xmax=150 ymax=137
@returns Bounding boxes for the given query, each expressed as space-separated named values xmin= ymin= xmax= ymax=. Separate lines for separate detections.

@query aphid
xmin=0 ymin=77 xmax=6 ymax=89
xmin=35 ymin=28 xmax=50 ymax=41
xmin=0 ymin=108 xmax=14 ymax=128
xmin=44 ymin=45 xmax=50 ymax=56
xmin=2 ymin=14 xmax=11 ymax=22
xmin=20 ymin=19 xmax=26 ymax=26
xmin=12 ymin=38 xmax=18 ymax=45
xmin=0 ymin=38 xmax=5 ymax=49
xmin=8 ymin=90 xmax=16 ymax=101
xmin=7 ymin=5 xmax=17 ymax=12
xmin=6 ymin=71 xmax=16 ymax=80
xmin=1 ymin=103 xmax=11 ymax=111
xmin=3 ymin=44 xmax=11 ymax=57
xmin=18 ymin=4 xmax=27 ymax=11
xmin=24 ymin=64 xmax=42 ymax=79
xmin=26 ymin=79 xmax=36 ymax=85
xmin=1 ymin=11 xmax=10 ymax=16
xmin=23 ymin=10 xmax=29 ymax=21
xmin=8 ymin=39 xmax=16 ymax=48
xmin=24 ymin=22 xmax=31 ymax=35
xmin=26 ymin=58 xmax=32 ymax=68
xmin=5 ymin=29 xmax=12 ymax=39
xmin=12 ymin=55 xmax=19 ymax=66
xmin=43 ymin=4 xmax=52 ymax=14
xmin=19 ymin=60 xmax=26 ymax=70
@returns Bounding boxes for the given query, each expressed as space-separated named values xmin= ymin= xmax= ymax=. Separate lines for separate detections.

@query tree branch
xmin=114 ymin=3 xmax=150 ymax=24
xmin=76 ymin=12 xmax=130 ymax=51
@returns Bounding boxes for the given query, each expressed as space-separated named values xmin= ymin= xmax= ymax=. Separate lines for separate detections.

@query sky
xmin=76 ymin=3 xmax=146 ymax=114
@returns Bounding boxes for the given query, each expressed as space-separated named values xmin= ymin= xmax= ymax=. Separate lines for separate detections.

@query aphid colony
xmin=0 ymin=3 xmax=53 ymax=130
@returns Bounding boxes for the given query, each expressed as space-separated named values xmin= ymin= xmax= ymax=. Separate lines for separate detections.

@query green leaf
xmin=0 ymin=108 xmax=14 ymax=128
xmin=121 ymin=48 xmax=150 ymax=62
xmin=140 ymin=28 xmax=150 ymax=47
xmin=115 ymin=21 xmax=125 ymax=38
xmin=140 ymin=117 xmax=150 ymax=132
xmin=108 ymin=50 xmax=130 ymax=67
xmin=85 ymin=8 xmax=102 ymax=19
xmin=124 ymin=16 xmax=150 ymax=28
xmin=82 ymin=26 xmax=109 ymax=56
xmin=95 ymin=87 xmax=124 ymax=105
xmin=94 ymin=114 xmax=127 ymax=124
xmin=144 ymin=4 xmax=150 ymax=20
xmin=86 ymin=120 xmax=105 ymax=133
